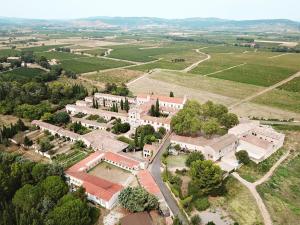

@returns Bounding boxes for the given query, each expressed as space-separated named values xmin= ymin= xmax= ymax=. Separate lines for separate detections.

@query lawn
xmin=0 ymin=49 xmax=21 ymax=57
xmin=0 ymin=68 xmax=47 ymax=82
xmin=83 ymin=69 xmax=143 ymax=85
xmin=60 ymin=57 xmax=132 ymax=73
xmin=252 ymin=89 xmax=300 ymax=113
xmin=166 ymin=154 xmax=188 ymax=169
xmin=257 ymin=154 xmax=300 ymax=225
xmin=210 ymin=176 xmax=264 ymax=225
xmin=237 ymin=148 xmax=286 ymax=182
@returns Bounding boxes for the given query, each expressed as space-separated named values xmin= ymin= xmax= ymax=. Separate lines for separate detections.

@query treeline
xmin=271 ymin=46 xmax=300 ymax=53
xmin=55 ymin=47 xmax=71 ymax=53
xmin=236 ymin=37 xmax=255 ymax=43
xmin=0 ymin=66 xmax=88 ymax=120
xmin=0 ymin=152 xmax=99 ymax=225
xmin=0 ymin=119 xmax=27 ymax=146
xmin=104 ymin=83 xmax=130 ymax=96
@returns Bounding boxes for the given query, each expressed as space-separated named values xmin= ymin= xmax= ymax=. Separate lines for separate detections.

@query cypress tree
xmin=134 ymin=129 xmax=138 ymax=147
xmin=139 ymin=131 xmax=145 ymax=149
xmin=155 ymin=99 xmax=160 ymax=117
xmin=124 ymin=98 xmax=129 ymax=112
xmin=121 ymin=99 xmax=124 ymax=110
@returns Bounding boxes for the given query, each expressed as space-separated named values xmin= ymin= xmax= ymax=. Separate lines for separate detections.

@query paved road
xmin=229 ymin=71 xmax=300 ymax=110
xmin=149 ymin=134 xmax=189 ymax=225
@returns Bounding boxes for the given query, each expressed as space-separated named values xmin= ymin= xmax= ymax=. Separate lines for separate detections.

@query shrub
xmin=191 ymin=215 xmax=201 ymax=225
xmin=235 ymin=150 xmax=250 ymax=165
xmin=194 ymin=197 xmax=210 ymax=211
xmin=185 ymin=152 xmax=204 ymax=167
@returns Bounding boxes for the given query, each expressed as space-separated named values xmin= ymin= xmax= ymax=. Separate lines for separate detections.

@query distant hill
xmin=1 ymin=16 xmax=299 ymax=32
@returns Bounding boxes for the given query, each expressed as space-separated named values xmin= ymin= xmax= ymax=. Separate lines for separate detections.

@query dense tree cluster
xmin=55 ymin=47 xmax=71 ymax=53
xmin=0 ymin=67 xmax=88 ymax=119
xmin=235 ymin=150 xmax=250 ymax=165
xmin=134 ymin=125 xmax=165 ymax=149
xmin=271 ymin=46 xmax=300 ymax=53
xmin=118 ymin=187 xmax=158 ymax=212
xmin=149 ymin=99 xmax=160 ymax=117
xmin=171 ymin=100 xmax=239 ymax=137
xmin=0 ymin=152 xmax=99 ymax=225
xmin=41 ymin=112 xmax=70 ymax=126
xmin=104 ymin=83 xmax=130 ymax=96
xmin=112 ymin=119 xmax=130 ymax=134
xmin=69 ymin=122 xmax=89 ymax=135
xmin=0 ymin=119 xmax=27 ymax=146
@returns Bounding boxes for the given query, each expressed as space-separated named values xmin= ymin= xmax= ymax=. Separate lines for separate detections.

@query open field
xmin=60 ymin=57 xmax=132 ymax=73
xmin=21 ymin=44 xmax=68 ymax=52
xmin=88 ymin=161 xmax=132 ymax=185
xmin=82 ymin=68 xmax=143 ymax=85
xmin=257 ymin=132 xmax=300 ymax=225
xmin=0 ymin=49 xmax=21 ymax=57
xmin=278 ymin=77 xmax=300 ymax=92
xmin=252 ymin=89 xmax=300 ymax=113
xmin=82 ymin=48 xmax=108 ymax=56
xmin=0 ymin=68 xmax=46 ymax=82
xmin=166 ymin=154 xmax=188 ymax=170
xmin=35 ymin=51 xmax=87 ymax=60
xmin=210 ymin=177 xmax=264 ymax=225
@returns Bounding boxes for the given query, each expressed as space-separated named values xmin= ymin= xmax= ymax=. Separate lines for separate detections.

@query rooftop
xmin=170 ymin=134 xmax=210 ymax=147
xmin=240 ymin=135 xmax=272 ymax=150
xmin=137 ymin=94 xmax=185 ymax=105
xmin=207 ymin=134 xmax=238 ymax=152
xmin=104 ymin=151 xmax=140 ymax=169
xmin=137 ymin=170 xmax=162 ymax=199
xmin=120 ymin=212 xmax=153 ymax=225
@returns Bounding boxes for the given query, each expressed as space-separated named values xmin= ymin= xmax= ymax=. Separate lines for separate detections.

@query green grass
xmin=60 ymin=57 xmax=131 ymax=73
xmin=166 ymin=154 xmax=188 ymax=168
xmin=253 ymin=89 xmax=300 ymax=113
xmin=21 ymin=44 xmax=68 ymax=52
xmin=210 ymin=176 xmax=263 ymax=225
xmin=35 ymin=51 xmax=86 ymax=60
xmin=238 ymin=148 xmax=285 ymax=182
xmin=0 ymin=49 xmax=21 ymax=57
xmin=0 ymin=68 xmax=46 ymax=82
xmin=278 ymin=77 xmax=300 ymax=92
xmin=83 ymin=48 xmax=108 ymax=56
xmin=257 ymin=155 xmax=300 ymax=225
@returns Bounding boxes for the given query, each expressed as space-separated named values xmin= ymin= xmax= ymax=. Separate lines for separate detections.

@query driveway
xmin=149 ymin=134 xmax=189 ymax=225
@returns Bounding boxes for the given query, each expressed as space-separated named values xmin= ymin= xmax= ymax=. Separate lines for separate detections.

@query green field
xmin=60 ymin=57 xmax=132 ymax=73
xmin=83 ymin=48 xmax=108 ymax=56
xmin=253 ymin=89 xmax=300 ymax=113
xmin=278 ymin=77 xmax=300 ymax=92
xmin=21 ymin=44 xmax=68 ymax=52
xmin=0 ymin=68 xmax=46 ymax=82
xmin=257 ymin=154 xmax=300 ymax=225
xmin=0 ymin=49 xmax=21 ymax=57
xmin=108 ymin=44 xmax=199 ymax=62
xmin=35 ymin=51 xmax=87 ymax=60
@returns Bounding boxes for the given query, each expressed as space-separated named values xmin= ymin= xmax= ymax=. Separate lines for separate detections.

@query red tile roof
xmin=137 ymin=170 xmax=162 ymax=198
xmin=67 ymin=151 xmax=105 ymax=172
xmin=104 ymin=151 xmax=140 ymax=169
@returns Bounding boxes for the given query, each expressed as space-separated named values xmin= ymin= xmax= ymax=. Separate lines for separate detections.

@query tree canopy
xmin=171 ymin=100 xmax=239 ymax=137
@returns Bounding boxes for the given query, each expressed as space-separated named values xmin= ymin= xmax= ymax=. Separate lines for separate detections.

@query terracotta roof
xmin=120 ymin=212 xmax=153 ymax=225
xmin=67 ymin=171 xmax=123 ymax=201
xmin=67 ymin=151 xmax=105 ymax=172
xmin=137 ymin=170 xmax=162 ymax=198
xmin=170 ymin=134 xmax=210 ymax=147
xmin=240 ymin=135 xmax=272 ymax=150
xmin=104 ymin=151 xmax=140 ymax=169
xmin=207 ymin=134 xmax=238 ymax=152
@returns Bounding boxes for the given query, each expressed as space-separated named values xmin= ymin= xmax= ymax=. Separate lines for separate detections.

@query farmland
xmin=21 ymin=44 xmax=68 ymax=52
xmin=278 ymin=77 xmax=300 ymax=92
xmin=0 ymin=68 xmax=47 ymax=82
xmin=35 ymin=51 xmax=87 ymax=61
xmin=0 ymin=49 xmax=21 ymax=57
xmin=60 ymin=57 xmax=132 ymax=73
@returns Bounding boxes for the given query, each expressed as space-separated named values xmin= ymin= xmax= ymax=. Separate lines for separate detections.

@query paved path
xmin=149 ymin=133 xmax=189 ymax=225
xmin=232 ymin=150 xmax=290 ymax=225
xmin=182 ymin=49 xmax=211 ymax=73
xmin=229 ymin=71 xmax=300 ymax=110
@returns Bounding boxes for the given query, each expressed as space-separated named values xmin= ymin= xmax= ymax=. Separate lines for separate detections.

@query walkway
xmin=232 ymin=150 xmax=290 ymax=225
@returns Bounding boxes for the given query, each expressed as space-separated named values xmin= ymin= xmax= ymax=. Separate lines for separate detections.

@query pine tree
xmin=120 ymin=99 xmax=124 ymax=110
xmin=149 ymin=105 xmax=155 ymax=116
xmin=95 ymin=100 xmax=99 ymax=109
xmin=155 ymin=99 xmax=160 ymax=117
xmin=134 ymin=129 xmax=138 ymax=147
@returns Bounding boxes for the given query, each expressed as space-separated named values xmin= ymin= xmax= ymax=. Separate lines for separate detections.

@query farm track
xmin=232 ymin=150 xmax=290 ymax=225
xmin=203 ymin=63 xmax=247 ymax=77
xmin=182 ymin=49 xmax=211 ymax=73
xmin=229 ymin=71 xmax=300 ymax=110
xmin=268 ymin=53 xmax=291 ymax=59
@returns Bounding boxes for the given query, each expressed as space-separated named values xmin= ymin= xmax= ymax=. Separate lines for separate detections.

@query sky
xmin=1 ymin=0 xmax=300 ymax=21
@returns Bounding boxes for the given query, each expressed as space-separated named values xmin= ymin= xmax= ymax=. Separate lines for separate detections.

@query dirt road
xmin=229 ymin=71 xmax=300 ymax=110
xmin=182 ymin=49 xmax=211 ymax=73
